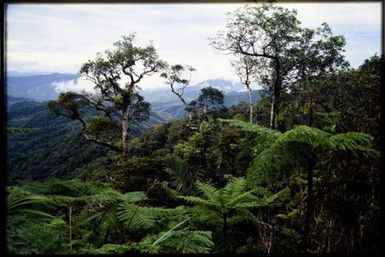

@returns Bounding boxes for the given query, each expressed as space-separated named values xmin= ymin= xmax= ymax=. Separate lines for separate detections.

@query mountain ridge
xmin=7 ymin=73 xmax=261 ymax=118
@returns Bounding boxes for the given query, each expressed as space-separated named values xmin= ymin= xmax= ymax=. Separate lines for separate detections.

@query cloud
xmin=53 ymin=78 xmax=95 ymax=93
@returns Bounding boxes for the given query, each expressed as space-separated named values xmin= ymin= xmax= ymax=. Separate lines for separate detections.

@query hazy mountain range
xmin=6 ymin=73 xmax=261 ymax=118
xmin=7 ymin=73 xmax=78 ymax=101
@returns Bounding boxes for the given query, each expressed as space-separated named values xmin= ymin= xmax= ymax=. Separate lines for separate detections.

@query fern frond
xmin=330 ymin=132 xmax=379 ymax=158
xmin=11 ymin=209 xmax=55 ymax=219
xmin=152 ymin=217 xmax=191 ymax=246
xmin=196 ymin=180 xmax=219 ymax=199
xmin=246 ymin=125 xmax=378 ymax=187
xmin=227 ymin=209 xmax=256 ymax=225
xmin=179 ymin=195 xmax=220 ymax=209
xmin=84 ymin=243 xmax=133 ymax=254
xmin=139 ymin=230 xmax=214 ymax=254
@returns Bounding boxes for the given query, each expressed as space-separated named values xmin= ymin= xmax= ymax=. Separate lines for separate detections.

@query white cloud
xmin=53 ymin=78 xmax=95 ymax=93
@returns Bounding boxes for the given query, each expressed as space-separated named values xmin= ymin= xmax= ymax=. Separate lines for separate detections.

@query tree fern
xmin=246 ymin=125 xmax=378 ymax=187
xmin=7 ymin=179 xmax=151 ymax=254
xmin=117 ymin=204 xmax=189 ymax=233
xmin=245 ymin=125 xmax=379 ymax=250
xmin=329 ymin=132 xmax=379 ymax=158
xmin=180 ymin=177 xmax=290 ymax=248
xmin=7 ymin=187 xmax=55 ymax=219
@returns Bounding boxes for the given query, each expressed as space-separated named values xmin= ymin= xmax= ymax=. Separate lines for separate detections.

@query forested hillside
xmin=7 ymin=101 xmax=171 ymax=184
xmin=6 ymin=3 xmax=382 ymax=255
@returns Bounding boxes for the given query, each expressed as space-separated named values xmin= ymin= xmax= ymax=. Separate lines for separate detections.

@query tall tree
xmin=161 ymin=64 xmax=196 ymax=129
xmin=231 ymin=55 xmax=258 ymax=123
xmin=196 ymin=86 xmax=225 ymax=122
xmin=48 ymin=34 xmax=167 ymax=162
xmin=185 ymin=87 xmax=225 ymax=128
xmin=212 ymin=3 xmax=347 ymax=129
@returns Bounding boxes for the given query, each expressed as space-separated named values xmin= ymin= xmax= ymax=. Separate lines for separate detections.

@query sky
xmin=6 ymin=2 xmax=382 ymax=90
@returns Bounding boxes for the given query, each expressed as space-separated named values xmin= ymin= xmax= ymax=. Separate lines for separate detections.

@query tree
xmin=212 ymin=3 xmax=347 ymax=129
xmin=48 ymin=34 xmax=167 ymax=161
xmin=231 ymin=55 xmax=258 ymax=123
xmin=184 ymin=87 xmax=224 ymax=129
xmin=161 ymin=64 xmax=196 ymax=129
xmin=277 ymin=55 xmax=380 ymax=136
xmin=180 ymin=177 xmax=290 ymax=252
xmin=245 ymin=124 xmax=379 ymax=251
xmin=196 ymin=86 xmax=225 ymax=122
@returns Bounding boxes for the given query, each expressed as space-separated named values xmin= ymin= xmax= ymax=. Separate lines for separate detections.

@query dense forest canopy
xmin=6 ymin=3 xmax=382 ymax=255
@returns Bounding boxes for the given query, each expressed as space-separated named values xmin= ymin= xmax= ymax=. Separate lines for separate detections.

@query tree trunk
xmin=248 ymin=87 xmax=254 ymax=123
xmin=270 ymin=58 xmax=281 ymax=130
xmin=69 ymin=205 xmax=73 ymax=251
xmin=309 ymin=100 xmax=314 ymax=127
xmin=304 ymin=157 xmax=315 ymax=251
xmin=121 ymin=107 xmax=130 ymax=162
xmin=186 ymin=110 xmax=198 ymax=130
xmin=223 ymin=215 xmax=228 ymax=250
xmin=269 ymin=84 xmax=280 ymax=130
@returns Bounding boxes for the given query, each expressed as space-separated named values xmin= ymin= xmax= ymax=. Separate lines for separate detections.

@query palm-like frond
xmin=196 ymin=180 xmax=219 ymax=199
xmin=180 ymin=177 xmax=289 ymax=231
xmin=117 ymin=204 xmax=189 ymax=233
xmin=138 ymin=229 xmax=214 ymax=254
xmin=219 ymin=118 xmax=281 ymax=155
xmin=246 ymin=125 xmax=379 ymax=187
xmin=7 ymin=187 xmax=55 ymax=219
xmin=330 ymin=132 xmax=379 ymax=158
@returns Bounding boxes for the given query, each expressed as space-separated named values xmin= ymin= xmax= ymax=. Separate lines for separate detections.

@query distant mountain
xmin=7 ymin=73 xmax=78 ymax=101
xmin=142 ymin=79 xmax=260 ymax=117
xmin=7 ymin=95 xmax=33 ymax=105
xmin=148 ymin=90 xmax=261 ymax=118
xmin=7 ymin=73 xmax=261 ymax=118
xmin=196 ymin=79 xmax=245 ymax=92
xmin=224 ymin=90 xmax=261 ymax=107
xmin=141 ymin=79 xmax=246 ymax=104
xmin=7 ymin=71 xmax=54 ymax=77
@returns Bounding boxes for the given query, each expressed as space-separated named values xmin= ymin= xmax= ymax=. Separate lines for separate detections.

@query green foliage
xmin=7 ymin=99 xmax=167 ymax=184
xmin=84 ymin=243 xmax=133 ymax=254
xmin=49 ymin=34 xmax=165 ymax=159
xmin=138 ymin=229 xmax=214 ymax=254
xmin=163 ymin=154 xmax=194 ymax=193
xmin=84 ymin=116 xmax=121 ymax=145
xmin=7 ymin=186 xmax=55 ymax=219
xmin=246 ymin=125 xmax=378 ymax=186
xmin=7 ymin=127 xmax=39 ymax=136
xmin=6 ymin=26 xmax=381 ymax=255
xmin=330 ymin=132 xmax=379 ymax=158
xmin=173 ymin=121 xmax=224 ymax=185
xmin=181 ymin=177 xmax=290 ymax=230
xmin=277 ymin=55 xmax=380 ymax=138
xmin=114 ymin=156 xmax=170 ymax=192
xmin=7 ymin=179 xmax=190 ymax=254
xmin=219 ymin=118 xmax=281 ymax=156
xmin=314 ymin=111 xmax=341 ymax=133
xmin=213 ymin=3 xmax=348 ymax=129
xmin=197 ymin=86 xmax=225 ymax=110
